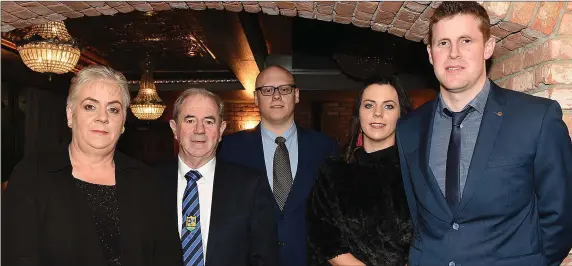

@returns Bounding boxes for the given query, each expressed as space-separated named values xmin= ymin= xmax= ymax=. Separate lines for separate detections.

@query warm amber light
xmin=17 ymin=21 xmax=80 ymax=74
xmin=240 ymin=120 xmax=259 ymax=130
xmin=18 ymin=42 xmax=80 ymax=74
xmin=130 ymin=104 xmax=166 ymax=120
xmin=130 ymin=68 xmax=166 ymax=120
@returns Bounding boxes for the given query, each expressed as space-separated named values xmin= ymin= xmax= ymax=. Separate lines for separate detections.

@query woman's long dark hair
xmin=344 ymin=75 xmax=413 ymax=163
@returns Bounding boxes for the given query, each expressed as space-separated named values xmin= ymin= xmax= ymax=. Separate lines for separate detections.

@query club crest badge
xmin=185 ymin=215 xmax=197 ymax=232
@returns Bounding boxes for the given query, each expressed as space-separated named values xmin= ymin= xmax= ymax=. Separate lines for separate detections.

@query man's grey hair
xmin=67 ymin=65 xmax=130 ymax=113
xmin=172 ymin=88 xmax=224 ymax=122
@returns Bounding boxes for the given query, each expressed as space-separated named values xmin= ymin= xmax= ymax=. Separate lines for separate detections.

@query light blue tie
xmin=181 ymin=170 xmax=204 ymax=266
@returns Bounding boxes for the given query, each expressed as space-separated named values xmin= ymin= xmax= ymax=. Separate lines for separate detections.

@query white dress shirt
xmin=177 ymin=156 xmax=216 ymax=259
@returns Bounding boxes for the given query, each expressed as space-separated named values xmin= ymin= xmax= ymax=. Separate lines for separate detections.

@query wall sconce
xmin=240 ymin=120 xmax=259 ymax=130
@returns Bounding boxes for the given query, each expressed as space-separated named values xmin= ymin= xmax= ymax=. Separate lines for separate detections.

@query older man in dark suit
xmin=159 ymin=88 xmax=279 ymax=266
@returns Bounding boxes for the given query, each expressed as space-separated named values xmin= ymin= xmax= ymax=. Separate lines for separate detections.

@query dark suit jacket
xmin=157 ymin=158 xmax=280 ymax=266
xmin=217 ymin=124 xmax=339 ymax=266
xmin=1 ymin=144 xmax=183 ymax=266
xmin=396 ymin=82 xmax=572 ymax=266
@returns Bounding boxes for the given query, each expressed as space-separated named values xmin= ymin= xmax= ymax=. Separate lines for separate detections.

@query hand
xmin=328 ymin=253 xmax=366 ymax=266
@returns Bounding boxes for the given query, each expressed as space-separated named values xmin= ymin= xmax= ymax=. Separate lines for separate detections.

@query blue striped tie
xmin=181 ymin=170 xmax=204 ymax=266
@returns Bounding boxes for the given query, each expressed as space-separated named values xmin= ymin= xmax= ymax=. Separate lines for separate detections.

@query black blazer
xmin=157 ymin=158 xmax=280 ymax=266
xmin=1 ymin=144 xmax=183 ymax=266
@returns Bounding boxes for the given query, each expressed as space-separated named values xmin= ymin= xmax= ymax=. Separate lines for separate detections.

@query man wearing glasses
xmin=218 ymin=65 xmax=338 ymax=266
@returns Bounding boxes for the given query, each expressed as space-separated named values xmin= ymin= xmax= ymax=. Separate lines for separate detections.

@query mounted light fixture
xmin=17 ymin=21 xmax=80 ymax=74
xmin=130 ymin=59 xmax=166 ymax=120
xmin=240 ymin=120 xmax=259 ymax=130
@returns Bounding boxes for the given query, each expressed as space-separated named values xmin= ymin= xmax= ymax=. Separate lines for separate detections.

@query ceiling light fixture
xmin=17 ymin=21 xmax=80 ymax=74
xmin=130 ymin=59 xmax=166 ymax=120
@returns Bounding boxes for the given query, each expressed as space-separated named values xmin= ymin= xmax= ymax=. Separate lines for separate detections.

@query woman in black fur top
xmin=307 ymin=76 xmax=413 ymax=266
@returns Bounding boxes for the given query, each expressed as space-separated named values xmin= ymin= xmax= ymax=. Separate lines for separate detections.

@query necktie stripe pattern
xmin=273 ymin=136 xmax=293 ymax=210
xmin=181 ymin=170 xmax=204 ymax=266
xmin=444 ymin=107 xmax=474 ymax=210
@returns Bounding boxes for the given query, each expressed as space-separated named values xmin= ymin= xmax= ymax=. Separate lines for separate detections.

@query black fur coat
xmin=307 ymin=145 xmax=412 ymax=266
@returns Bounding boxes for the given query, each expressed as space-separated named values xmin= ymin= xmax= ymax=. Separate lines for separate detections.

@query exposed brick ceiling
xmin=1 ymin=1 xmax=566 ymax=59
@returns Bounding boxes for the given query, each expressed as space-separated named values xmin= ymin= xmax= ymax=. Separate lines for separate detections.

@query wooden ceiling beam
xmin=191 ymin=10 xmax=260 ymax=98
xmin=258 ymin=14 xmax=293 ymax=56
xmin=238 ymin=12 xmax=268 ymax=70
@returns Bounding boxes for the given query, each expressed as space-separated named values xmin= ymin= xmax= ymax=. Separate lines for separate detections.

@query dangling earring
xmin=357 ymin=129 xmax=363 ymax=147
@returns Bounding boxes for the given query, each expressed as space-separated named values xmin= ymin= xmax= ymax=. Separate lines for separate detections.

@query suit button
xmin=277 ymin=241 xmax=284 ymax=247
xmin=280 ymin=214 xmax=285 ymax=220
xmin=449 ymin=261 xmax=455 ymax=266
xmin=452 ymin=223 xmax=459 ymax=230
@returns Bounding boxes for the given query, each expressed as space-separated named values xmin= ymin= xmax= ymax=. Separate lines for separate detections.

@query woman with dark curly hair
xmin=307 ymin=76 xmax=413 ymax=266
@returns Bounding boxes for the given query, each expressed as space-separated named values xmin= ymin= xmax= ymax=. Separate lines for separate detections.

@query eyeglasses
xmin=255 ymin=84 xmax=296 ymax=96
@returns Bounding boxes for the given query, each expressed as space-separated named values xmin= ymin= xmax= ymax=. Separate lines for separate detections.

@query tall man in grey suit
xmin=396 ymin=2 xmax=572 ymax=266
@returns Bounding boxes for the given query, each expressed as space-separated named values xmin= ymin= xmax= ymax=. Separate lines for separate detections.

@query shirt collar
xmin=437 ymin=79 xmax=491 ymax=117
xmin=260 ymin=121 xmax=297 ymax=143
xmin=177 ymin=156 xmax=216 ymax=182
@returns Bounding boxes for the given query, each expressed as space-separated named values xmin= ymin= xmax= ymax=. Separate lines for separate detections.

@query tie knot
xmin=185 ymin=170 xmax=202 ymax=182
xmin=275 ymin=136 xmax=286 ymax=145
xmin=444 ymin=106 xmax=474 ymax=127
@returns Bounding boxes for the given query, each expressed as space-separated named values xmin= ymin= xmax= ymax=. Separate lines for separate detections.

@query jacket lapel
xmin=115 ymin=165 xmax=136 ymax=266
xmin=154 ymin=160 xmax=180 ymax=232
xmin=418 ymin=99 xmax=454 ymax=218
xmin=456 ymin=83 xmax=506 ymax=214
xmin=250 ymin=125 xmax=268 ymax=175
xmin=206 ymin=160 xmax=229 ymax=266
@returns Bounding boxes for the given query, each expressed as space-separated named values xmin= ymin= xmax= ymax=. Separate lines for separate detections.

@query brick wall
xmin=1 ymin=1 xmax=560 ymax=57
xmin=409 ymin=89 xmax=438 ymax=109
xmin=294 ymin=100 xmax=312 ymax=130
xmin=222 ymin=102 xmax=260 ymax=135
xmin=220 ymin=100 xmax=355 ymax=148
xmin=320 ymin=102 xmax=355 ymax=147
xmin=489 ymin=2 xmax=572 ymax=138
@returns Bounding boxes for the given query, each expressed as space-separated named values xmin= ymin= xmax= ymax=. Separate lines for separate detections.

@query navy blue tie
xmin=181 ymin=170 xmax=204 ymax=266
xmin=444 ymin=107 xmax=474 ymax=210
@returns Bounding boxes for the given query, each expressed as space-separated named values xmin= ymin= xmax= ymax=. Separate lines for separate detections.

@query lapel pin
xmin=496 ymin=112 xmax=503 ymax=117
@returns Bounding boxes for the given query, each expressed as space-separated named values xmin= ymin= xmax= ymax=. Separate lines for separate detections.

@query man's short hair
xmin=172 ymin=88 xmax=224 ymax=122
xmin=428 ymin=1 xmax=491 ymax=45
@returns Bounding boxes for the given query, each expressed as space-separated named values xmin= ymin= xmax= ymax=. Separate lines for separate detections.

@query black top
xmin=74 ymin=179 xmax=121 ymax=266
xmin=307 ymin=145 xmax=412 ymax=266
xmin=1 ymin=144 xmax=183 ymax=266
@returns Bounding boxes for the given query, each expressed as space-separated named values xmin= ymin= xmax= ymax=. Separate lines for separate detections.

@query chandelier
xmin=17 ymin=21 xmax=80 ymax=74
xmin=130 ymin=61 xmax=166 ymax=120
